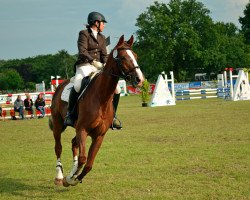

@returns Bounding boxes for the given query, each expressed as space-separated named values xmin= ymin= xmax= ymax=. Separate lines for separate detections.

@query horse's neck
xmin=95 ymin=71 xmax=119 ymax=103
xmin=91 ymin=59 xmax=119 ymax=104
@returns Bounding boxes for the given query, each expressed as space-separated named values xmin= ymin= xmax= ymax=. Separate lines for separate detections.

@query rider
xmin=64 ymin=11 xmax=122 ymax=130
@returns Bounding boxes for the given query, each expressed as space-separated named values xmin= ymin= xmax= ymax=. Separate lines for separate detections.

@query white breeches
xmin=74 ymin=64 xmax=99 ymax=93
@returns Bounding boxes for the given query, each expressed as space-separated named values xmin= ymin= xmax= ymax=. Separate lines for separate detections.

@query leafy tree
xmin=0 ymin=50 xmax=76 ymax=90
xmin=0 ymin=69 xmax=24 ymax=90
xmin=134 ymin=0 xmax=249 ymax=81
xmin=201 ymin=22 xmax=249 ymax=75
xmin=55 ymin=50 xmax=76 ymax=79
xmin=25 ymin=82 xmax=36 ymax=91
xmin=134 ymin=0 xmax=213 ymax=81
xmin=15 ymin=63 xmax=35 ymax=83
xmin=239 ymin=1 xmax=250 ymax=44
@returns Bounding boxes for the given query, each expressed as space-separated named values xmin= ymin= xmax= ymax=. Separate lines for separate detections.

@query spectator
xmin=35 ymin=94 xmax=46 ymax=118
xmin=14 ymin=95 xmax=24 ymax=120
xmin=24 ymin=94 xmax=35 ymax=118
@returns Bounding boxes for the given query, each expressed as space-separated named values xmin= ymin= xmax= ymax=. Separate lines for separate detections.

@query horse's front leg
xmin=55 ymin=158 xmax=64 ymax=185
xmin=68 ymin=137 xmax=79 ymax=178
xmin=52 ymin=120 xmax=65 ymax=186
xmin=63 ymin=130 xmax=87 ymax=187
xmin=77 ymin=135 xmax=104 ymax=182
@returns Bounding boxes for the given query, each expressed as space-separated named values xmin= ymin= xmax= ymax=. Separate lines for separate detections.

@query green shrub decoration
xmin=140 ymin=79 xmax=150 ymax=103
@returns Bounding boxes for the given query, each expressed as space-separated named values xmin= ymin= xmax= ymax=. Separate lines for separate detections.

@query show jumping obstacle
xmin=175 ymin=88 xmax=218 ymax=100
xmin=221 ymin=68 xmax=250 ymax=101
xmin=175 ymin=68 xmax=250 ymax=101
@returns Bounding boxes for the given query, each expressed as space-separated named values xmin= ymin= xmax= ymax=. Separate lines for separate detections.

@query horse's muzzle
xmin=130 ymin=75 xmax=142 ymax=88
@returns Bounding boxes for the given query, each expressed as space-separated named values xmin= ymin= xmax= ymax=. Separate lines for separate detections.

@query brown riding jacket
xmin=75 ymin=28 xmax=108 ymax=66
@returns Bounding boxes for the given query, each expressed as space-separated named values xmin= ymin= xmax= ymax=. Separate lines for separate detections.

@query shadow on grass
xmin=0 ymin=176 xmax=69 ymax=199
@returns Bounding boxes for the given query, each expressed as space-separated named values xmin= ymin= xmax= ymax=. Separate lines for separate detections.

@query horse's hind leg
xmin=52 ymin=117 xmax=66 ymax=186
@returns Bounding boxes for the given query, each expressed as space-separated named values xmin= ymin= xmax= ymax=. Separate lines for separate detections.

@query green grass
xmin=0 ymin=96 xmax=249 ymax=200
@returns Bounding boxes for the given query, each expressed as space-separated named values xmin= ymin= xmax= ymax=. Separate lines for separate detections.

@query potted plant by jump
xmin=140 ymin=79 xmax=150 ymax=107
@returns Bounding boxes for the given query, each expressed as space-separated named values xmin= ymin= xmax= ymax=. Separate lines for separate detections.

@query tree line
xmin=134 ymin=0 xmax=250 ymax=82
xmin=0 ymin=50 xmax=76 ymax=92
xmin=0 ymin=0 xmax=249 ymax=92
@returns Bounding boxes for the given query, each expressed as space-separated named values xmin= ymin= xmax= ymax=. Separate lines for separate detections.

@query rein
xmin=114 ymin=57 xmax=139 ymax=80
xmin=107 ymin=47 xmax=140 ymax=81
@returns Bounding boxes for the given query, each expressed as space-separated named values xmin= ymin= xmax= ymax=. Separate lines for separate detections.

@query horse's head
xmin=110 ymin=35 xmax=144 ymax=87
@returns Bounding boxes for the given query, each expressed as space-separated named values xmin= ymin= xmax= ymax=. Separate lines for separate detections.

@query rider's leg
xmin=64 ymin=87 xmax=80 ymax=127
xmin=64 ymin=66 xmax=84 ymax=127
xmin=64 ymin=64 xmax=98 ymax=127
xmin=112 ymin=84 xmax=122 ymax=130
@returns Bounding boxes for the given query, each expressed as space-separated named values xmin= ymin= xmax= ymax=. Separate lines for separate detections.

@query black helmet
xmin=88 ymin=11 xmax=107 ymax=25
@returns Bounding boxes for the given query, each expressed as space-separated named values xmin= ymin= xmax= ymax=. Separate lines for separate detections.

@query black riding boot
xmin=64 ymin=87 xmax=79 ymax=127
xmin=111 ymin=93 xmax=122 ymax=130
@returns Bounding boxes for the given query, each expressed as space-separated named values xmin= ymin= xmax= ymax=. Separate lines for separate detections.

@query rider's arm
xmin=78 ymin=30 xmax=94 ymax=63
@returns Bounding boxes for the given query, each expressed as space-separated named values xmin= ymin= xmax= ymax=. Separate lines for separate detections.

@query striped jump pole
xmin=175 ymin=88 xmax=227 ymax=100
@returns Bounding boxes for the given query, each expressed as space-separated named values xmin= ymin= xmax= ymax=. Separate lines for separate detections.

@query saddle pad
xmin=61 ymin=83 xmax=73 ymax=102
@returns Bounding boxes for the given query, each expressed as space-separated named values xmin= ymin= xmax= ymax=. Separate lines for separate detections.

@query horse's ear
xmin=127 ymin=35 xmax=134 ymax=47
xmin=116 ymin=35 xmax=124 ymax=47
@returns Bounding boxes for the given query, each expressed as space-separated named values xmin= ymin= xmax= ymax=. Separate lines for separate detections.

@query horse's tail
xmin=48 ymin=116 xmax=53 ymax=131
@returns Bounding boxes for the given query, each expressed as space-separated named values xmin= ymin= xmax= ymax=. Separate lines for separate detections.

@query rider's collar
xmin=91 ymin=28 xmax=98 ymax=39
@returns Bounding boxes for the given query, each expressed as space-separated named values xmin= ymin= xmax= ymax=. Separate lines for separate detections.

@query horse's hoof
xmin=62 ymin=177 xmax=70 ymax=187
xmin=65 ymin=175 xmax=79 ymax=186
xmin=54 ymin=178 xmax=63 ymax=186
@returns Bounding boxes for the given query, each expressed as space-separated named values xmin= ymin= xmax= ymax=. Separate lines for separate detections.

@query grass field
xmin=0 ymin=96 xmax=249 ymax=200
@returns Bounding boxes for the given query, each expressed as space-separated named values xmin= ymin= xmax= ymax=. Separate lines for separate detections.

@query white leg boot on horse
xmin=63 ymin=156 xmax=81 ymax=187
xmin=54 ymin=159 xmax=64 ymax=185
xmin=63 ymin=131 xmax=88 ymax=187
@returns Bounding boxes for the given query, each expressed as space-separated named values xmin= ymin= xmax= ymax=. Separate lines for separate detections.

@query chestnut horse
xmin=49 ymin=35 xmax=144 ymax=187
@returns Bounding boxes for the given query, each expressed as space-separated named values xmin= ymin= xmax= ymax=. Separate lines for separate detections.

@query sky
xmin=0 ymin=0 xmax=249 ymax=60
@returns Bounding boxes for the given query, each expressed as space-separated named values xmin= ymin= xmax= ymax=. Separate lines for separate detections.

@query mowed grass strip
xmin=0 ymin=96 xmax=249 ymax=200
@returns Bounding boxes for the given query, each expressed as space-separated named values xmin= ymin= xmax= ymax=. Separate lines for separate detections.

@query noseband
xmin=112 ymin=47 xmax=140 ymax=81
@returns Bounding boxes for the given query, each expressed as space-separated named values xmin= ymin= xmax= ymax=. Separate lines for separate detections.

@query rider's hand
xmin=92 ymin=60 xmax=103 ymax=69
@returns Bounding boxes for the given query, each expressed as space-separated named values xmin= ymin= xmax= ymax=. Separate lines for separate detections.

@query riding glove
xmin=92 ymin=60 xmax=103 ymax=69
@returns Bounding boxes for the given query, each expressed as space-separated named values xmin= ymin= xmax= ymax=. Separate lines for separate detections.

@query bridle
xmin=111 ymin=47 xmax=140 ymax=81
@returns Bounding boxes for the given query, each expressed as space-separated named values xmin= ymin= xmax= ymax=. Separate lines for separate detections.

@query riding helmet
xmin=88 ymin=11 xmax=107 ymax=25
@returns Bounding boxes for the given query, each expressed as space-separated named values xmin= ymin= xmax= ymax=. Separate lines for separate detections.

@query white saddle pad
xmin=61 ymin=83 xmax=73 ymax=102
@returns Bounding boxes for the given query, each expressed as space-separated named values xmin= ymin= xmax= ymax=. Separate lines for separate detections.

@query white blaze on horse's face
xmin=125 ymin=50 xmax=144 ymax=87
